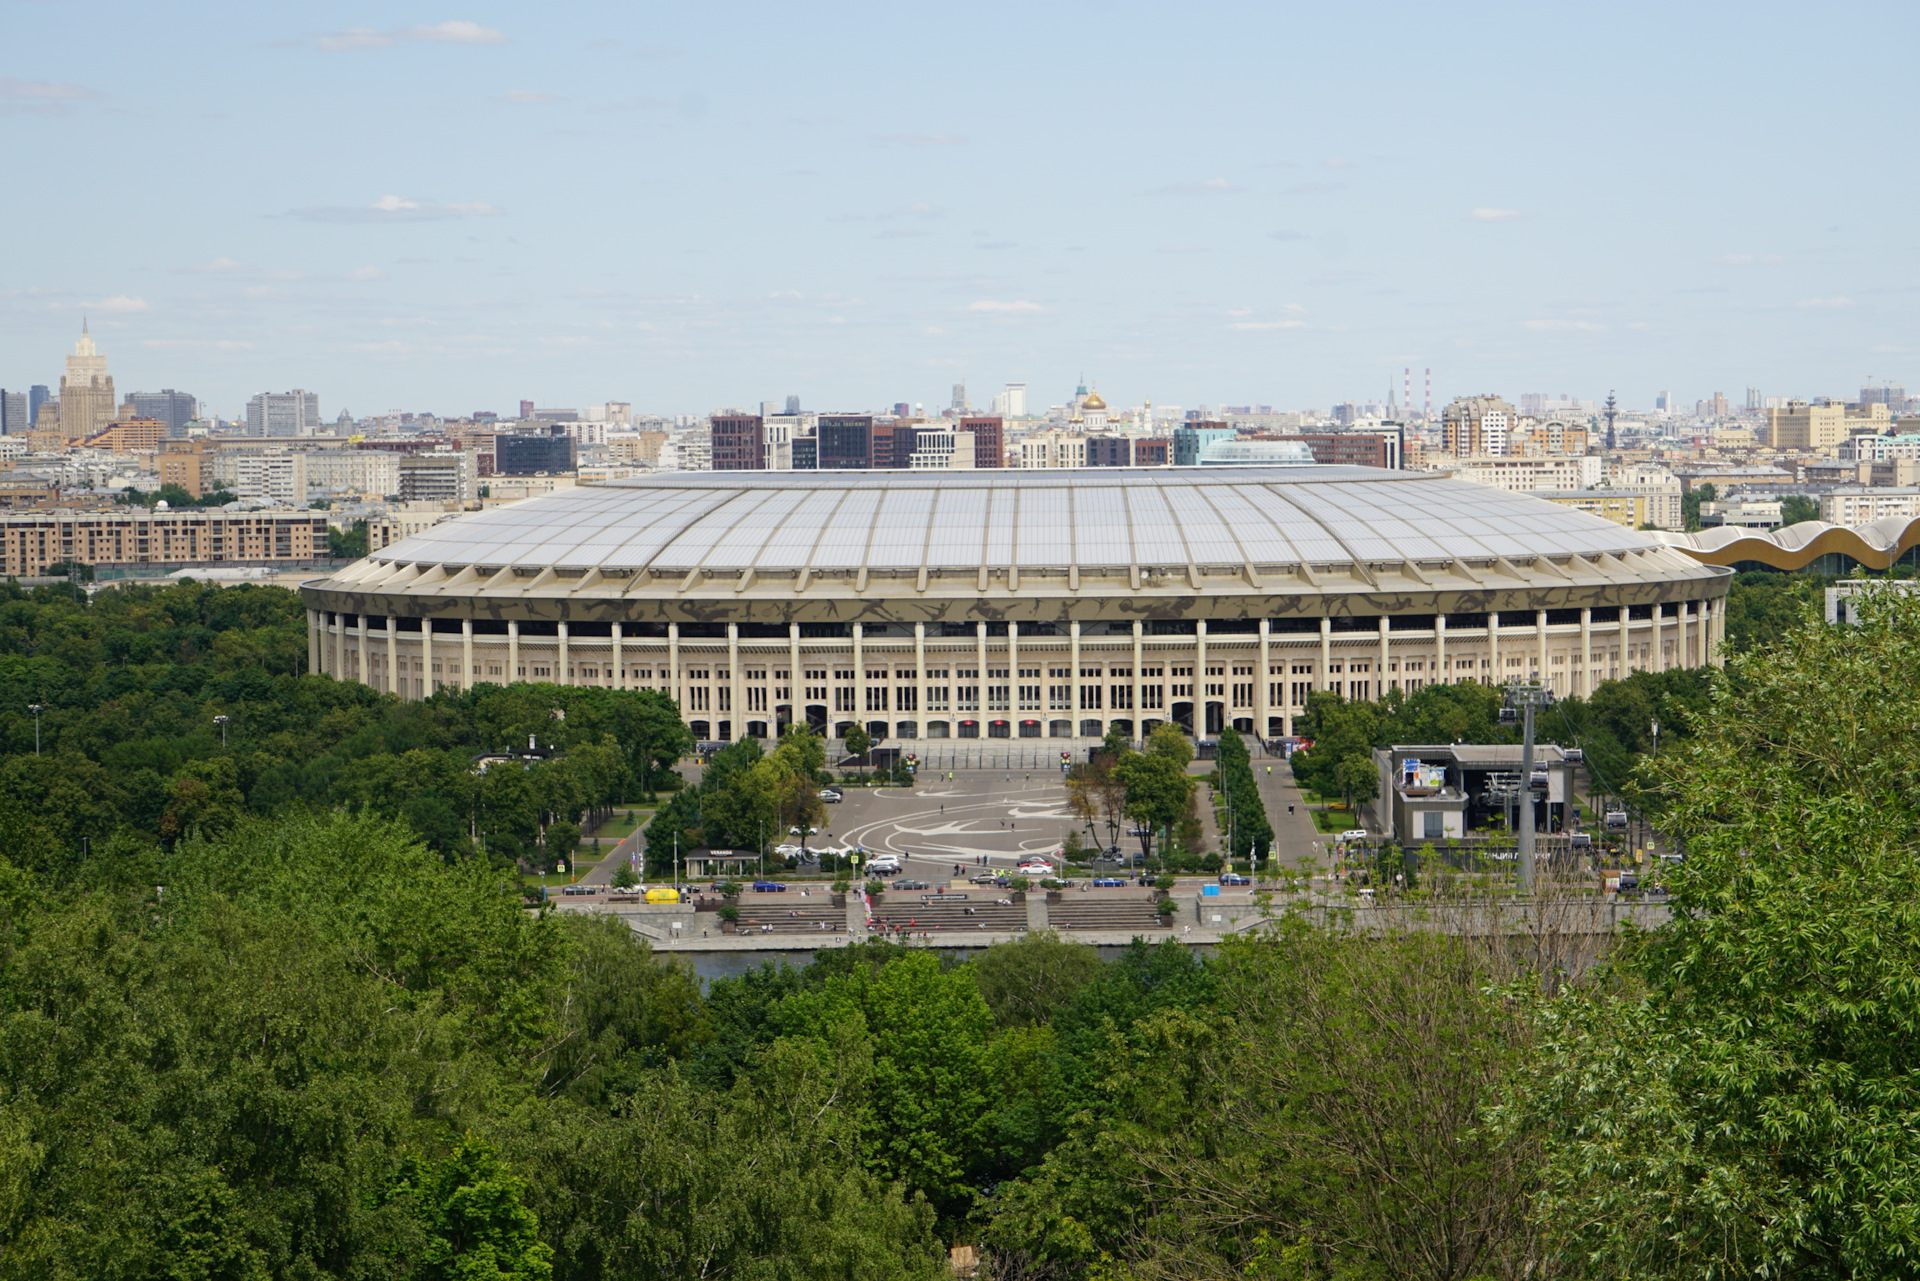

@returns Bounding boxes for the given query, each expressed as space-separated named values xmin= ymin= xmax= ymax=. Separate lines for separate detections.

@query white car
xmin=774 ymin=843 xmax=805 ymax=859
xmin=865 ymin=857 xmax=902 ymax=874
xmin=819 ymin=789 xmax=843 ymax=803
xmin=1334 ymin=829 xmax=1368 ymax=844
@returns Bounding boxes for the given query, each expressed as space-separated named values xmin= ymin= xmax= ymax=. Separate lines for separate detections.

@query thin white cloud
xmin=1230 ymin=319 xmax=1307 ymax=330
xmin=1720 ymin=253 xmax=1784 ymax=265
xmin=0 ymin=77 xmax=101 ymax=115
xmin=1524 ymin=319 xmax=1605 ymax=331
xmin=496 ymin=89 xmax=559 ymax=104
xmin=1471 ymin=207 xmax=1522 ymax=222
xmin=175 ymin=256 xmax=250 ymax=274
xmin=286 ymin=195 xmax=503 ymax=223
xmin=140 ymin=339 xmax=253 ymax=351
xmin=87 ymin=295 xmax=149 ymax=313
xmin=873 ymin=133 xmax=967 ymax=147
xmin=968 ymin=300 xmax=1044 ymax=314
xmin=346 ymin=266 xmax=389 ymax=281
xmin=314 ymin=21 xmax=506 ymax=51
xmin=1322 ymin=157 xmax=1354 ymax=169
xmin=1270 ymin=229 xmax=1308 ymax=241
xmin=1796 ymin=296 xmax=1853 ymax=309
xmin=1156 ymin=177 xmax=1234 ymax=195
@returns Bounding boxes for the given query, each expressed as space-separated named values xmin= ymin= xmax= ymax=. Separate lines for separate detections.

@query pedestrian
xmin=1288 ymin=803 xmax=1295 ymax=815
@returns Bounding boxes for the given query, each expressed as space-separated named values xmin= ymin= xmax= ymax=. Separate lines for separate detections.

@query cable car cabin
xmin=1498 ymin=707 xmax=1518 ymax=725
xmin=1604 ymin=810 xmax=1630 ymax=830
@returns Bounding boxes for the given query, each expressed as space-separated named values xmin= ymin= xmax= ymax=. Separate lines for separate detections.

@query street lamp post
xmin=1502 ymin=680 xmax=1556 ymax=893
xmin=26 ymin=704 xmax=42 ymax=756
xmin=213 ymin=715 xmax=230 ymax=748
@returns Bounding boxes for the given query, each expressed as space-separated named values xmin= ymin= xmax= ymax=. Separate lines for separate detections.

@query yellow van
xmin=644 ymin=886 xmax=682 ymax=904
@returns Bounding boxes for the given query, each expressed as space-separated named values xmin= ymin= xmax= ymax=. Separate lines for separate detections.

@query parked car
xmin=1218 ymin=872 xmax=1251 ymax=886
xmin=561 ymin=884 xmax=598 ymax=896
xmin=819 ymin=789 xmax=843 ymax=803
xmin=1335 ymin=829 xmax=1368 ymax=844
xmin=970 ymin=872 xmax=1001 ymax=884
xmin=1091 ymin=876 xmax=1128 ymax=888
xmin=896 ymin=879 xmax=930 ymax=891
xmin=750 ymin=880 xmax=788 ymax=892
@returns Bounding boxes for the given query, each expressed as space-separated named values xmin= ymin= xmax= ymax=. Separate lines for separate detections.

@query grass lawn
xmin=1310 ymin=806 xmax=1353 ymax=834
xmin=591 ymin=809 xmax=654 ymax=842
xmin=523 ymin=871 xmax=584 ymax=889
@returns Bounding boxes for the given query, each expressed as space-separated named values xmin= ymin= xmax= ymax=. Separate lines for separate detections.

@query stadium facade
xmin=300 ymin=468 xmax=1730 ymax=743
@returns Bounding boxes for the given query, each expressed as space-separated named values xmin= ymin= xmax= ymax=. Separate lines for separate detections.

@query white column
xmin=1319 ymin=616 xmax=1332 ymax=692
xmin=508 ymin=620 xmax=520 ymax=683
xmin=1536 ymin=610 xmax=1548 ymax=691
xmin=915 ymin=622 xmax=927 ymax=740
xmin=975 ymin=622 xmax=988 ymax=737
xmin=669 ymin=622 xmax=681 ymax=713
xmin=1435 ymin=611 xmax=1448 ymax=686
xmin=1008 ymin=622 xmax=1020 ymax=736
xmin=1377 ymin=616 xmax=1390 ymax=699
xmin=1487 ymin=609 xmax=1500 ymax=686
xmin=420 ymin=620 xmax=433 ymax=697
xmin=1619 ymin=608 xmax=1631 ymax=678
xmin=461 ymin=617 xmax=474 ymax=690
xmin=307 ymin=609 xmax=320 ymax=674
xmin=386 ymin=617 xmax=398 ymax=695
xmin=358 ymin=614 xmax=370 ymax=688
xmin=1195 ymin=620 xmax=1209 ymax=733
xmin=1131 ymin=621 xmax=1144 ymax=741
xmin=1579 ymin=608 xmax=1593 ymax=696
xmin=558 ymin=620 xmax=571 ymax=684
xmin=728 ymin=623 xmax=742 ymax=738
xmin=853 ymin=623 xmax=866 ymax=738
xmin=789 ymin=623 xmax=802 ymax=734
xmin=1069 ymin=620 xmax=1082 ymax=734
xmin=613 ymin=622 xmax=624 ymax=690
xmin=1257 ymin=619 xmax=1271 ymax=739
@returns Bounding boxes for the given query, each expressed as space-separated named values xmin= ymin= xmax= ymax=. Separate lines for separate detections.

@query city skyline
xmin=6 ymin=1 xmax=1917 ymax=412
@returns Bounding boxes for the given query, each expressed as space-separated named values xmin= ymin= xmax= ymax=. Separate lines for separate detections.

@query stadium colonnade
xmin=300 ymin=467 xmax=1731 ymax=745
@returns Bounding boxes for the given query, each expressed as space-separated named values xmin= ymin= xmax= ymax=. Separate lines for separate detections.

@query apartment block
xmin=0 ymin=509 xmax=328 ymax=575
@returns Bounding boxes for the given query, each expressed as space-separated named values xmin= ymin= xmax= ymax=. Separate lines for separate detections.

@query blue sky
xmin=5 ymin=0 xmax=1915 ymax=418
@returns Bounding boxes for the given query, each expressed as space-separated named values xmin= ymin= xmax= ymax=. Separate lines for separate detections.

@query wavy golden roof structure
xmin=1656 ymin=516 xmax=1920 ymax=571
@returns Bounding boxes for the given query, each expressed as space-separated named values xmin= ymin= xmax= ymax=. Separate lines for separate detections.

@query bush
xmin=1009 ymin=877 xmax=1032 ymax=893
xmin=1040 ymin=878 xmax=1065 ymax=891
xmin=864 ymin=879 xmax=886 ymax=896
xmin=1155 ymin=897 xmax=1178 ymax=917
xmin=831 ymin=878 xmax=851 ymax=893
xmin=1153 ymin=874 xmax=1178 ymax=891
xmin=718 ymin=880 xmax=742 ymax=897
xmin=716 ymin=904 xmax=740 ymax=923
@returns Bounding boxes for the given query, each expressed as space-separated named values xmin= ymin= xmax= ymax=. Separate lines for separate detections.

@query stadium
xmin=301 ymin=467 xmax=1730 ymax=745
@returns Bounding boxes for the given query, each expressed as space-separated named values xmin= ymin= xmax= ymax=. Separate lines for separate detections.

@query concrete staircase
xmin=872 ymin=895 xmax=1027 ymax=937
xmin=1049 ymin=893 xmax=1172 ymax=933
xmin=732 ymin=902 xmax=848 ymax=936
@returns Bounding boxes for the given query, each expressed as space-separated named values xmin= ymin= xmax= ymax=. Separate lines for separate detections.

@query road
xmin=818 ymin=769 xmax=1084 ymax=878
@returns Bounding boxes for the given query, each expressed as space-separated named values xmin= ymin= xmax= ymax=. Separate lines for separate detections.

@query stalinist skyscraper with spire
xmin=59 ymin=320 xmax=114 ymax=441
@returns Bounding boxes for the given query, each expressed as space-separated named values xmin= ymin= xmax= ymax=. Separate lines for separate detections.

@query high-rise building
xmin=818 ymin=415 xmax=874 ymax=469
xmin=960 ymin=417 xmax=1005 ymax=468
xmin=711 ymin=413 xmax=765 ymax=470
xmin=1172 ymin=424 xmax=1236 ymax=466
xmin=1860 ymin=384 xmax=1907 ymax=408
xmin=495 ymin=426 xmax=578 ymax=476
xmin=951 ymin=383 xmax=969 ymax=413
xmin=1441 ymin=395 xmax=1518 ymax=457
xmin=0 ymin=391 xmax=26 ymax=436
xmin=126 ymin=389 xmax=198 ymax=438
xmin=785 ymin=394 xmax=801 ymax=415
xmin=58 ymin=321 xmax=115 ymax=440
xmin=29 ymin=386 xmax=50 ymax=426
xmin=519 ymin=399 xmax=535 ymax=419
xmin=246 ymin=390 xmax=321 ymax=437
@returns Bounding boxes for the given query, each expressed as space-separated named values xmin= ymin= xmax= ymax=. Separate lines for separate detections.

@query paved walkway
xmin=1249 ymin=751 xmax=1332 ymax=876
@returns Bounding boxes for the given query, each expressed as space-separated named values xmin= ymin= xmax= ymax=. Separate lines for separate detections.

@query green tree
xmin=1113 ymin=727 xmax=1195 ymax=863
xmin=1502 ymin=584 xmax=1920 ymax=1278
xmin=969 ymin=931 xmax=1104 ymax=1029
xmin=843 ymin=722 xmax=872 ymax=780
xmin=328 ymin=519 xmax=371 ymax=559
xmin=1779 ymin=493 xmax=1819 ymax=526
xmin=542 ymin=820 xmax=580 ymax=871
xmin=386 ymin=1135 xmax=553 ymax=1281
xmin=1680 ymin=481 xmax=1718 ymax=532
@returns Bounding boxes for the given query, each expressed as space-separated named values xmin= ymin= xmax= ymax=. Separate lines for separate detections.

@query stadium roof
xmin=366 ymin=467 xmax=1683 ymax=577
